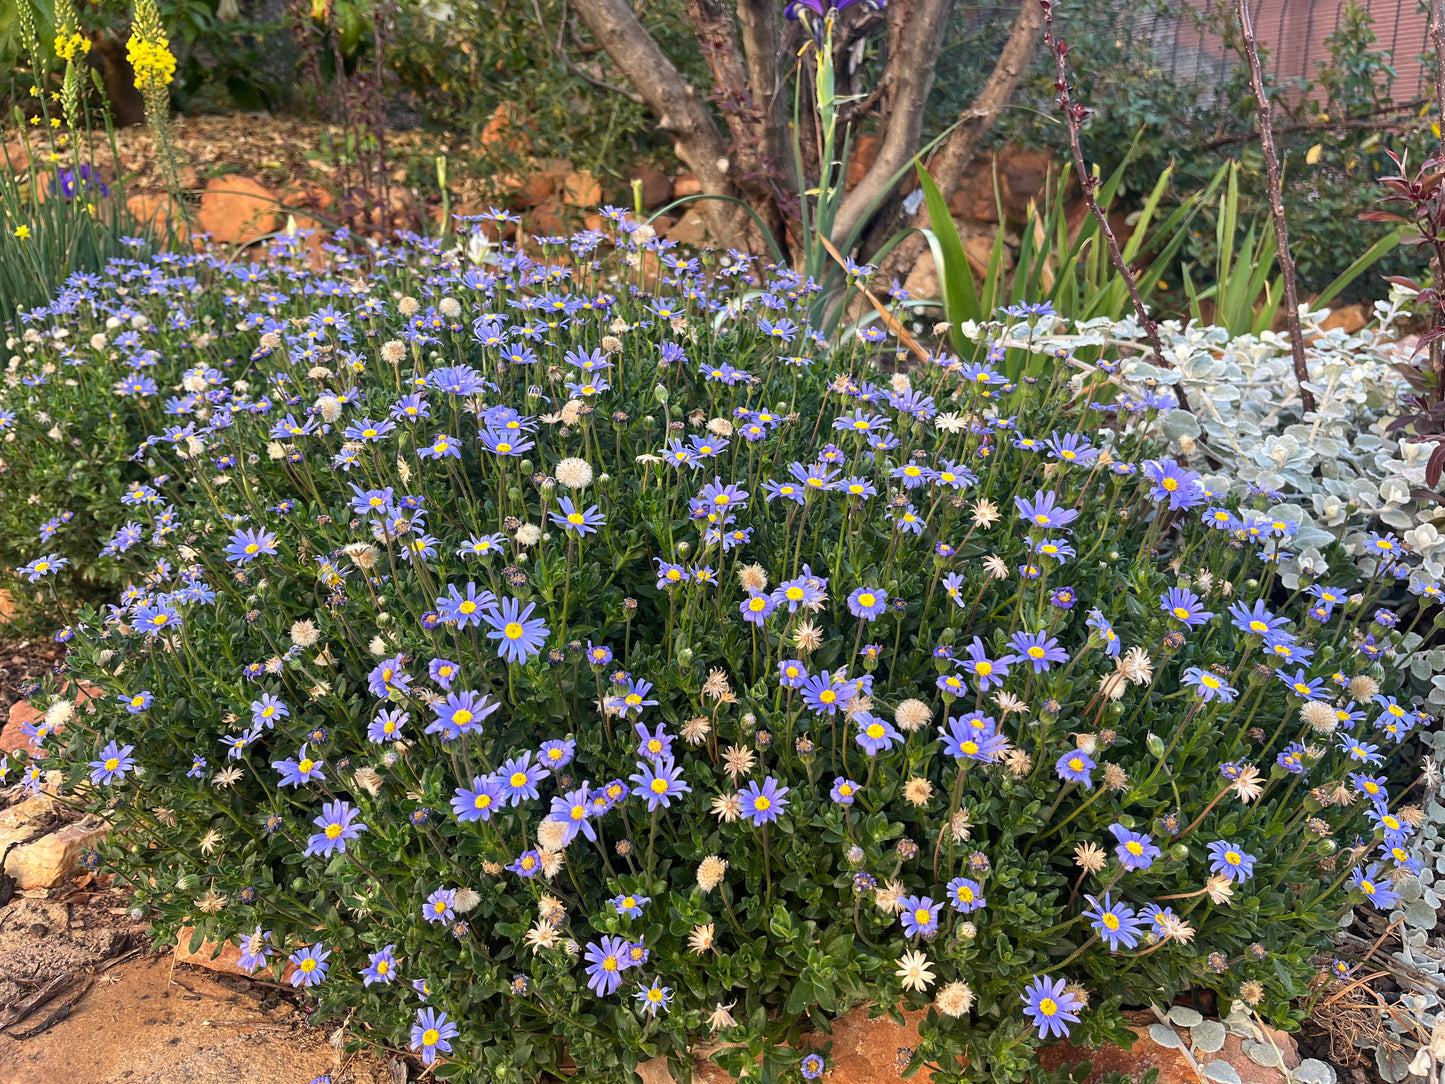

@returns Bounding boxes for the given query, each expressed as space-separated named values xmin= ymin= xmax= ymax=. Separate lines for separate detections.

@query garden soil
xmin=0 ymin=887 xmax=396 ymax=1084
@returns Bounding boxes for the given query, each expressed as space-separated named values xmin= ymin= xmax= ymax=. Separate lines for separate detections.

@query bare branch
xmin=830 ymin=0 xmax=954 ymax=249
xmin=1043 ymin=1 xmax=1191 ymax=414
xmin=569 ymin=0 xmax=744 ymax=240
xmin=531 ymin=0 xmax=644 ymax=103
xmin=1234 ymin=0 xmax=1314 ymax=413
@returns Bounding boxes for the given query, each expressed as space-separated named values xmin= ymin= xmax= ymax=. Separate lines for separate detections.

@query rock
xmin=673 ymin=172 xmax=702 ymax=198
xmin=666 ymin=209 xmax=710 ymax=246
xmin=126 ymin=193 xmax=187 ymax=239
xmin=563 ymin=169 xmax=601 ymax=208
xmin=847 ymin=133 xmax=880 ymax=191
xmin=1210 ymin=1034 xmax=1291 ymax=1084
xmin=639 ymin=1006 xmax=936 ymax=1084
xmin=1320 ymin=303 xmax=1367 ymax=334
xmin=198 ymin=176 xmax=281 ymax=244
xmin=964 ymin=232 xmax=1007 ymax=276
xmin=527 ymin=197 xmax=567 ymax=237
xmin=2 ymin=699 xmax=47 ymax=757
xmin=820 ymin=1004 xmax=934 ymax=1084
xmin=175 ymin=925 xmax=299 ymax=983
xmin=516 ymin=170 xmax=558 ymax=208
xmin=4 ymin=815 xmax=109 ymax=890
xmin=628 ymin=164 xmax=673 ymax=209
xmin=996 ymin=145 xmax=1062 ymax=221
xmin=949 ymin=158 xmax=1000 ymax=222
xmin=2 ymin=139 xmax=31 ymax=175
xmin=1037 ymin=1025 xmax=1200 ymax=1084
xmin=0 ymin=793 xmax=57 ymax=851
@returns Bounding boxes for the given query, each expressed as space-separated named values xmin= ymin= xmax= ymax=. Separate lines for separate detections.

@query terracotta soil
xmin=0 ymin=951 xmax=393 ymax=1084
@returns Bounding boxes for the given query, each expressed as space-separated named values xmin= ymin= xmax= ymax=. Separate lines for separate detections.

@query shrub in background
xmin=2 ymin=219 xmax=1429 ymax=1082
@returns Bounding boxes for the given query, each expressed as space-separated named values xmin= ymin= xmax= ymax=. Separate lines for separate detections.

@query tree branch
xmin=872 ymin=0 xmax=1042 ymax=280
xmin=569 ymin=0 xmax=744 ymax=241
xmin=1235 ymin=0 xmax=1315 ymax=414
xmin=736 ymin=0 xmax=794 ymax=195
xmin=830 ymin=0 xmax=955 ymax=250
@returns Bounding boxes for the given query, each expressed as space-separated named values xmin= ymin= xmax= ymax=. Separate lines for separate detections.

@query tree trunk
xmin=736 ymin=0 xmax=795 ymax=201
xmin=569 ymin=0 xmax=749 ymax=245
xmin=830 ymin=0 xmax=954 ymax=250
xmin=682 ymin=0 xmax=786 ymax=248
xmin=873 ymin=0 xmax=1043 ymax=283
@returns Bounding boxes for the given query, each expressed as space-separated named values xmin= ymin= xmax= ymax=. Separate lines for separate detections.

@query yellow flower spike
xmin=127 ymin=0 xmax=178 ymax=93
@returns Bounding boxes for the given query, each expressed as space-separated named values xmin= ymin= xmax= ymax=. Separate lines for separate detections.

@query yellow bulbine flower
xmin=55 ymin=32 xmax=90 ymax=62
xmin=127 ymin=0 xmax=177 ymax=93
xmin=54 ymin=0 xmax=90 ymax=61
xmin=127 ymin=38 xmax=176 ymax=91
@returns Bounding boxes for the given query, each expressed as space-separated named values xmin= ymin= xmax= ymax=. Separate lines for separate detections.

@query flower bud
xmin=1146 ymin=733 xmax=1165 ymax=758
xmin=654 ymin=384 xmax=669 ymax=404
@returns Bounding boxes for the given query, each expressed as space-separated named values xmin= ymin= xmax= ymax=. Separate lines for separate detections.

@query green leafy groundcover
xmin=3 ymin=219 xmax=1427 ymax=1083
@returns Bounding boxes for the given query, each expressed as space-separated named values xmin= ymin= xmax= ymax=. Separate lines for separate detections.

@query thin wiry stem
xmin=1040 ymin=1 xmax=1191 ymax=414
xmin=1234 ymin=0 xmax=1316 ymax=415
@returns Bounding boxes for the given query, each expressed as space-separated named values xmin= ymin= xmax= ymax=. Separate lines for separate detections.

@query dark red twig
xmin=1040 ymin=1 xmax=1190 ymax=413
xmin=1234 ymin=0 xmax=1316 ymax=414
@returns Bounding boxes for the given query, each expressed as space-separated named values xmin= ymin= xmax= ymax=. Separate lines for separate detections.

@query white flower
xmin=555 ymin=458 xmax=593 ymax=489
xmin=895 ymin=950 xmax=935 ymax=992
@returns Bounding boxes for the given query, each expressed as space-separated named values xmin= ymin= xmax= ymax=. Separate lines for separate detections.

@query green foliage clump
xmin=1 ymin=219 xmax=1426 ymax=1083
